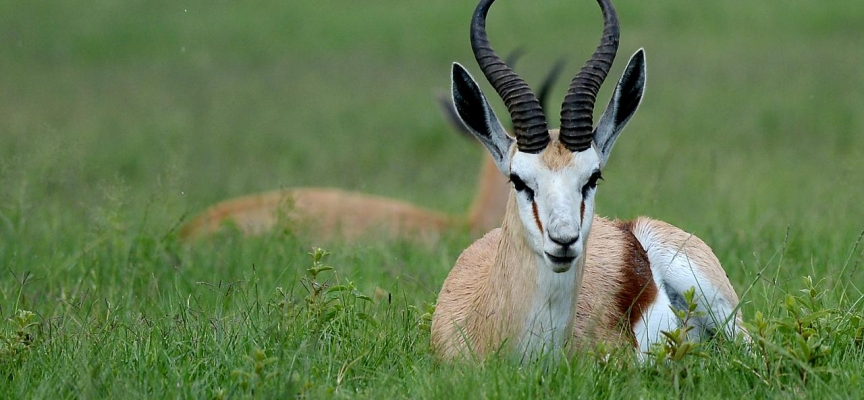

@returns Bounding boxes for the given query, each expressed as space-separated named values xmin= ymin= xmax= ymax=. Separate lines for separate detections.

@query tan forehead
xmin=508 ymin=130 xmax=586 ymax=171
xmin=540 ymin=141 xmax=574 ymax=170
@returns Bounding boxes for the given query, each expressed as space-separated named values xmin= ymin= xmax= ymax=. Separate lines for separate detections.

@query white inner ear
xmin=593 ymin=88 xmax=621 ymax=168
xmin=482 ymin=104 xmax=514 ymax=175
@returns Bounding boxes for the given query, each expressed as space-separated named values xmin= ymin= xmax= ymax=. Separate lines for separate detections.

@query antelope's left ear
xmin=451 ymin=63 xmax=514 ymax=175
xmin=593 ymin=49 xmax=646 ymax=168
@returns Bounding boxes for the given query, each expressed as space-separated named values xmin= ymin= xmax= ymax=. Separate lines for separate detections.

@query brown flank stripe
xmin=614 ymin=220 xmax=658 ymax=347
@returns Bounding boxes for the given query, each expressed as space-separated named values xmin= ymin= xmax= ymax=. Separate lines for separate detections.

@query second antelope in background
xmin=431 ymin=0 xmax=745 ymax=361
xmin=179 ymin=56 xmax=565 ymax=244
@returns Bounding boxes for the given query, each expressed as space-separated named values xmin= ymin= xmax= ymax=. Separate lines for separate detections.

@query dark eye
xmin=510 ymin=174 xmax=535 ymax=201
xmin=581 ymin=171 xmax=603 ymax=197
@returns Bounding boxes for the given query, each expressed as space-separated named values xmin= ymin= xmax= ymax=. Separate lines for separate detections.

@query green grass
xmin=2 ymin=0 xmax=864 ymax=397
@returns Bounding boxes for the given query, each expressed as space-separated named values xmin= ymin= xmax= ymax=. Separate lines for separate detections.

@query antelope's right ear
xmin=451 ymin=63 xmax=514 ymax=175
xmin=592 ymin=49 xmax=646 ymax=168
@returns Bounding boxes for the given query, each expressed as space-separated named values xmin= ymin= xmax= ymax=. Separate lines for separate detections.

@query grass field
xmin=2 ymin=0 xmax=864 ymax=397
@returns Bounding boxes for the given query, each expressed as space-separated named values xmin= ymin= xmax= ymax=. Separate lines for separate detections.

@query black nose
xmin=549 ymin=234 xmax=578 ymax=247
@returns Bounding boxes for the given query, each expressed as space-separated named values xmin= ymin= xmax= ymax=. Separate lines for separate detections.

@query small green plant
xmin=747 ymin=309 xmax=776 ymax=376
xmin=411 ymin=301 xmax=436 ymax=332
xmin=648 ymin=287 xmax=709 ymax=364
xmin=300 ymin=247 xmax=337 ymax=322
xmin=646 ymin=287 xmax=708 ymax=392
xmin=0 ymin=309 xmax=37 ymax=370
xmin=306 ymin=247 xmax=334 ymax=281
xmin=268 ymin=286 xmax=294 ymax=318
xmin=300 ymin=247 xmax=373 ymax=323
xmin=740 ymin=273 xmax=864 ymax=393
xmin=780 ymin=277 xmax=832 ymax=364
xmin=231 ymin=348 xmax=279 ymax=395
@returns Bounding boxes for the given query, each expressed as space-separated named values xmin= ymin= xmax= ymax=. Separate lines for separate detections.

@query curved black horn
xmin=471 ymin=0 xmax=549 ymax=153
xmin=559 ymin=0 xmax=620 ymax=152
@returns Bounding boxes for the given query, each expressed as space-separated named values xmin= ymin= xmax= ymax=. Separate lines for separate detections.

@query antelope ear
xmin=436 ymin=92 xmax=474 ymax=141
xmin=593 ymin=49 xmax=646 ymax=168
xmin=439 ymin=49 xmax=527 ymax=142
xmin=451 ymin=63 xmax=514 ymax=175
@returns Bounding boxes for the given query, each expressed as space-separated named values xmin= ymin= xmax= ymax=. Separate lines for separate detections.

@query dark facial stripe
xmin=532 ymin=201 xmax=543 ymax=234
xmin=613 ymin=220 xmax=658 ymax=348
xmin=580 ymin=200 xmax=585 ymax=222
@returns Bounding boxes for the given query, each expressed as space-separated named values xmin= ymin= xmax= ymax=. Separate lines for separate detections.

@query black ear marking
xmin=451 ymin=63 xmax=509 ymax=163
xmin=437 ymin=92 xmax=474 ymax=140
xmin=593 ymin=49 xmax=647 ymax=163
xmin=442 ymin=49 xmax=526 ymax=141
xmin=452 ymin=63 xmax=492 ymax=141
xmin=614 ymin=49 xmax=646 ymax=126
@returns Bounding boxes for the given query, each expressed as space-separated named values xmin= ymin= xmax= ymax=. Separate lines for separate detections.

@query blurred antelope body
xmin=430 ymin=0 xmax=744 ymax=361
xmin=179 ymin=161 xmax=508 ymax=242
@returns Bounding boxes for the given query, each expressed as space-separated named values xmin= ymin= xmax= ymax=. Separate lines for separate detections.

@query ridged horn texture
xmin=470 ymin=0 xmax=549 ymax=153
xmin=559 ymin=0 xmax=620 ymax=152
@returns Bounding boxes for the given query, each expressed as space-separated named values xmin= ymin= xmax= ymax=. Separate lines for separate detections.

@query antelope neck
xmin=477 ymin=194 xmax=584 ymax=360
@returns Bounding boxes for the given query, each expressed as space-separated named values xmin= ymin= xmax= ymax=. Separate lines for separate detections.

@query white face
xmin=508 ymin=145 xmax=602 ymax=273
xmin=449 ymin=50 xmax=646 ymax=274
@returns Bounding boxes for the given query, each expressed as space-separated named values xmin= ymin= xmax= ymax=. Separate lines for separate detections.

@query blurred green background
xmin=2 ymin=0 xmax=864 ymax=396
xmin=2 ymin=0 xmax=864 ymax=297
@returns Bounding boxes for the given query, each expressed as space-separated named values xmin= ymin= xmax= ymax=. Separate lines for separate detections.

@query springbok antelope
xmin=430 ymin=0 xmax=744 ymax=361
xmin=179 ymin=58 xmax=564 ymax=243
xmin=178 ymin=156 xmax=504 ymax=243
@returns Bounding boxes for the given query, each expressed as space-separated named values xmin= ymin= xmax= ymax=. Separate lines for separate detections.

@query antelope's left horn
xmin=559 ymin=0 xmax=620 ymax=152
xmin=470 ymin=0 xmax=550 ymax=153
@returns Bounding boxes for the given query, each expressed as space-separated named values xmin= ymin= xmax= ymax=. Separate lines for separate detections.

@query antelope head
xmin=451 ymin=0 xmax=646 ymax=274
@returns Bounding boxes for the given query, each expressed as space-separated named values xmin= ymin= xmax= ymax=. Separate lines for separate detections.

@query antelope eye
xmin=581 ymin=171 xmax=603 ymax=197
xmin=510 ymin=174 xmax=526 ymax=191
xmin=510 ymin=174 xmax=535 ymax=201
